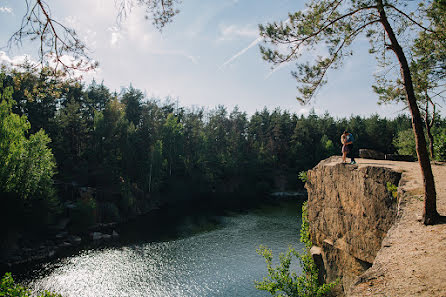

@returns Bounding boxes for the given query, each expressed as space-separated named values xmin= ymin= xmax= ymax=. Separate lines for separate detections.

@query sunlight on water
xmin=24 ymin=201 xmax=304 ymax=297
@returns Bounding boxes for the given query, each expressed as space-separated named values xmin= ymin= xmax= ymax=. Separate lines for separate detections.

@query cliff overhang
xmin=305 ymin=156 xmax=402 ymax=295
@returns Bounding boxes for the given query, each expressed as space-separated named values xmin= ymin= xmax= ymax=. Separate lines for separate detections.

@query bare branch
xmin=384 ymin=3 xmax=436 ymax=34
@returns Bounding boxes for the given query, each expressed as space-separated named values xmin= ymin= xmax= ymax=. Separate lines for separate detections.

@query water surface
xmin=22 ymin=200 xmax=304 ymax=297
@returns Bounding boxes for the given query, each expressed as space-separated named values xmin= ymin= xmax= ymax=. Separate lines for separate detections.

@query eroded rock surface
xmin=305 ymin=156 xmax=401 ymax=295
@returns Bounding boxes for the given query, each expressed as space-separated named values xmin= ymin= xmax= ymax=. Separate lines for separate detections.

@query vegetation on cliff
xmin=255 ymin=202 xmax=338 ymax=297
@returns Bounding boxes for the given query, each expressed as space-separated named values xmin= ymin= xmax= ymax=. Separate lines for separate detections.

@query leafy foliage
xmin=0 ymin=272 xmax=62 ymax=297
xmin=433 ymin=127 xmax=446 ymax=161
xmin=255 ymin=202 xmax=338 ymax=297
xmin=386 ymin=182 xmax=398 ymax=199
xmin=393 ymin=129 xmax=417 ymax=158
xmin=0 ymin=74 xmax=56 ymax=202
xmin=298 ymin=171 xmax=308 ymax=184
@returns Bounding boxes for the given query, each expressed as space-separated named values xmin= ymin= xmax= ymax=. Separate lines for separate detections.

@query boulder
xmin=69 ymin=236 xmax=82 ymax=245
xmin=91 ymin=232 xmax=103 ymax=241
xmin=112 ymin=230 xmax=119 ymax=238
xmin=359 ymin=149 xmax=385 ymax=160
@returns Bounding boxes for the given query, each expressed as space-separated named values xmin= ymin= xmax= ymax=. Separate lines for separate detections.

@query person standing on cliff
xmin=346 ymin=131 xmax=356 ymax=164
xmin=341 ymin=131 xmax=349 ymax=163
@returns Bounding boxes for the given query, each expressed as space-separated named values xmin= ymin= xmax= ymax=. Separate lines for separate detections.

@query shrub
xmin=386 ymin=182 xmax=398 ymax=200
xmin=433 ymin=127 xmax=446 ymax=161
xmin=298 ymin=171 xmax=308 ymax=183
xmin=255 ymin=202 xmax=338 ymax=297
xmin=392 ymin=129 xmax=417 ymax=158
xmin=0 ymin=272 xmax=62 ymax=297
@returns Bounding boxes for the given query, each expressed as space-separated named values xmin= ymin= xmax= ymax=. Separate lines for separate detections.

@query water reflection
xmin=23 ymin=201 xmax=304 ymax=297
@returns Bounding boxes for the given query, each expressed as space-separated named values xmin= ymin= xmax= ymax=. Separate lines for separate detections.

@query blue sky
xmin=0 ymin=0 xmax=410 ymax=118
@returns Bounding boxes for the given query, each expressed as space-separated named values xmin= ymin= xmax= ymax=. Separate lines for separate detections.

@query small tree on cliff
xmin=259 ymin=0 xmax=442 ymax=225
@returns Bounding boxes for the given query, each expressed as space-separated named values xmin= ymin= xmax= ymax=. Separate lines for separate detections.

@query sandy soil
xmin=343 ymin=158 xmax=446 ymax=297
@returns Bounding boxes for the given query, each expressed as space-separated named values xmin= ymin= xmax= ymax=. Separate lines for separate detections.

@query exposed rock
xmin=102 ymin=234 xmax=112 ymax=240
xmin=385 ymin=154 xmax=416 ymax=162
xmin=310 ymin=246 xmax=325 ymax=285
xmin=91 ymin=232 xmax=103 ymax=241
xmin=55 ymin=232 xmax=68 ymax=239
xmin=59 ymin=242 xmax=72 ymax=248
xmin=305 ymin=156 xmax=401 ymax=295
xmin=69 ymin=236 xmax=82 ymax=245
xmin=359 ymin=149 xmax=385 ymax=160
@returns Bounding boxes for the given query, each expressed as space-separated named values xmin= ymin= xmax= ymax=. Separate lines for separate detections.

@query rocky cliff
xmin=305 ymin=156 xmax=402 ymax=295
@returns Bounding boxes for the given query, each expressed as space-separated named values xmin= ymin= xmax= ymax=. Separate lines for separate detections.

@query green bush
xmin=0 ymin=272 xmax=62 ymax=297
xmin=392 ymin=128 xmax=417 ymax=158
xmin=298 ymin=171 xmax=308 ymax=183
xmin=255 ymin=202 xmax=338 ymax=297
xmin=386 ymin=182 xmax=398 ymax=200
xmin=433 ymin=127 xmax=446 ymax=161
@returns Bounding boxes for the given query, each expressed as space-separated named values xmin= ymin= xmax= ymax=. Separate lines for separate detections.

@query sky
xmin=0 ymin=0 xmax=412 ymax=118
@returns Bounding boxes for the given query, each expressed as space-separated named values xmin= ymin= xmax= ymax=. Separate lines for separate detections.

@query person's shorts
xmin=342 ymin=145 xmax=349 ymax=153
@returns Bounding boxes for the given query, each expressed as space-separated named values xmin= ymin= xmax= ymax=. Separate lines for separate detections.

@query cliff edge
xmin=306 ymin=156 xmax=446 ymax=296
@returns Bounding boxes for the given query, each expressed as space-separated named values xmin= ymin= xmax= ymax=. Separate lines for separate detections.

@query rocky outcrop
xmin=305 ymin=157 xmax=402 ymax=295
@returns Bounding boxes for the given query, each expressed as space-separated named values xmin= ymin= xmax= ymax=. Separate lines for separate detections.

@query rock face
xmin=305 ymin=157 xmax=402 ymax=295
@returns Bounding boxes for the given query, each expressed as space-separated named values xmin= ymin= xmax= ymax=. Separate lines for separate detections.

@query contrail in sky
xmin=220 ymin=18 xmax=290 ymax=70
xmin=220 ymin=36 xmax=263 ymax=69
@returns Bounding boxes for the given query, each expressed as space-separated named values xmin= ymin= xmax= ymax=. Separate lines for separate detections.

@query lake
xmin=20 ymin=200 xmax=304 ymax=297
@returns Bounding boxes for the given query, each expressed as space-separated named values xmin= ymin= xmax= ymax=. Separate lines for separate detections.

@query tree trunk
xmin=377 ymin=0 xmax=439 ymax=225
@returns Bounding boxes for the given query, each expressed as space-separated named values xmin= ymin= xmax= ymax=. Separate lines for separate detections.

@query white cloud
xmin=0 ymin=6 xmax=12 ymax=13
xmin=0 ymin=51 xmax=99 ymax=80
xmin=218 ymin=24 xmax=259 ymax=41
xmin=0 ymin=51 xmax=35 ymax=67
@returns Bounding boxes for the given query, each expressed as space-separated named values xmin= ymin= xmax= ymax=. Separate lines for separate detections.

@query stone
xmin=55 ymin=232 xmax=68 ymax=239
xmin=69 ymin=236 xmax=82 ymax=245
xmin=310 ymin=246 xmax=326 ymax=285
xmin=91 ymin=232 xmax=103 ymax=241
xmin=359 ymin=149 xmax=385 ymax=160
xmin=60 ymin=242 xmax=72 ymax=248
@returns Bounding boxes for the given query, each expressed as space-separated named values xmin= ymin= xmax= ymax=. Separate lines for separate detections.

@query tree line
xmin=1 ymin=65 xmax=445 ymax=236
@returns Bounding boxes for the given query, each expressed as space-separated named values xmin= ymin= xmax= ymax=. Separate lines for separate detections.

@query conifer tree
xmin=259 ymin=0 xmax=443 ymax=224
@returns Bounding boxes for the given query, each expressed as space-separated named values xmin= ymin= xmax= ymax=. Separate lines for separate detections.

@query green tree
xmin=121 ymin=86 xmax=144 ymax=127
xmin=259 ymin=0 xmax=442 ymax=224
xmin=0 ymin=76 xmax=56 ymax=202
xmin=393 ymin=129 xmax=417 ymax=158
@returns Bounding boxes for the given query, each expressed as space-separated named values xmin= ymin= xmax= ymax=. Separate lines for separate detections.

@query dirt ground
xmin=345 ymin=158 xmax=446 ymax=297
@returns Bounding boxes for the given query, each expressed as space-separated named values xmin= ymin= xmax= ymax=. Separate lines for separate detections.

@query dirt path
xmin=345 ymin=158 xmax=446 ymax=297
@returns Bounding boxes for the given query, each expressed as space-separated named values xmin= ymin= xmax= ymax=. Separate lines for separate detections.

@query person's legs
xmin=348 ymin=144 xmax=356 ymax=163
xmin=342 ymin=145 xmax=347 ymax=162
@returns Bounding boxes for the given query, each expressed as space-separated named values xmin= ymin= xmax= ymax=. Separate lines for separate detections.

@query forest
xmin=1 ymin=64 xmax=446 ymax=241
